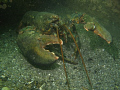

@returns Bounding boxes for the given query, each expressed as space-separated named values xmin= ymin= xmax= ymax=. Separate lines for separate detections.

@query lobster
xmin=17 ymin=11 xmax=92 ymax=89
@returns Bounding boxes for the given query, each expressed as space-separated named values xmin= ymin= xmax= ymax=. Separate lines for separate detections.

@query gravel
xmin=0 ymin=24 xmax=120 ymax=90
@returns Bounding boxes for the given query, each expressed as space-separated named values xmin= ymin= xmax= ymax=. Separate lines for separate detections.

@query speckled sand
xmin=0 ymin=25 xmax=120 ymax=90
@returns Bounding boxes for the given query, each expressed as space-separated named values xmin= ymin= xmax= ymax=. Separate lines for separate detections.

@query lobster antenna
xmin=56 ymin=27 xmax=70 ymax=90
xmin=64 ymin=25 xmax=92 ymax=88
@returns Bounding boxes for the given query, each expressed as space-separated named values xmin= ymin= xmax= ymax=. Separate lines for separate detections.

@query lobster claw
xmin=17 ymin=26 xmax=63 ymax=65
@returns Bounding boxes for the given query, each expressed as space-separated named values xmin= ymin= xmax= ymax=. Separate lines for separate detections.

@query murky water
xmin=0 ymin=0 xmax=120 ymax=90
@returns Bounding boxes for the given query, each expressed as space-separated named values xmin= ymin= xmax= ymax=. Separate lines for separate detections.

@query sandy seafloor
xmin=0 ymin=10 xmax=120 ymax=90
